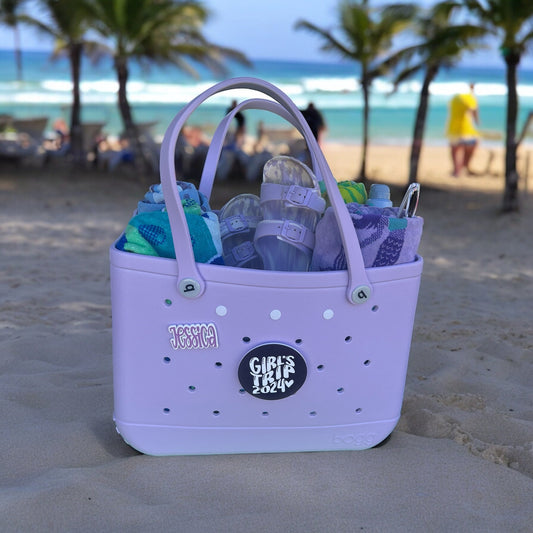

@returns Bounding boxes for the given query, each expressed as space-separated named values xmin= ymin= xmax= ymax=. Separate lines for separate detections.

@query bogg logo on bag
xmin=238 ymin=343 xmax=307 ymax=400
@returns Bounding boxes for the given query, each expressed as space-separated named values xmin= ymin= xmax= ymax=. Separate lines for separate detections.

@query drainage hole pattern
xmin=241 ymin=336 xmax=307 ymax=345
xmin=159 ymin=332 xmax=372 ymax=418
xmin=161 ymin=406 xmax=364 ymax=416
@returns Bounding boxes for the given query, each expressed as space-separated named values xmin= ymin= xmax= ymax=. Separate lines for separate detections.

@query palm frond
xmin=430 ymin=0 xmax=462 ymax=22
xmin=392 ymin=63 xmax=424 ymax=90
xmin=295 ymin=19 xmax=355 ymax=59
xmin=379 ymin=43 xmax=424 ymax=72
xmin=517 ymin=28 xmax=533 ymax=50
xmin=17 ymin=13 xmax=62 ymax=41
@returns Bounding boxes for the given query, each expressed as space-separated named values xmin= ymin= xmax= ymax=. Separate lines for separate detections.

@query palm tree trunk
xmin=409 ymin=66 xmax=437 ymax=184
xmin=115 ymin=56 xmax=153 ymax=174
xmin=14 ymin=25 xmax=23 ymax=82
xmin=69 ymin=42 xmax=84 ymax=164
xmin=359 ymin=79 xmax=370 ymax=180
xmin=115 ymin=57 xmax=136 ymax=135
xmin=503 ymin=53 xmax=520 ymax=212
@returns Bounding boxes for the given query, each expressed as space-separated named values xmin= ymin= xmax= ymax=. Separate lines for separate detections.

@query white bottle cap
xmin=366 ymin=184 xmax=392 ymax=207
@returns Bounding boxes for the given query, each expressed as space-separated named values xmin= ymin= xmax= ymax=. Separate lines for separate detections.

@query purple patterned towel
xmin=311 ymin=204 xmax=423 ymax=270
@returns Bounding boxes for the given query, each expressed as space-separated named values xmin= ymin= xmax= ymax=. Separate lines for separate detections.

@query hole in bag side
xmin=323 ymin=309 xmax=334 ymax=320
xmin=216 ymin=305 xmax=227 ymax=316
xmin=270 ymin=309 xmax=282 ymax=320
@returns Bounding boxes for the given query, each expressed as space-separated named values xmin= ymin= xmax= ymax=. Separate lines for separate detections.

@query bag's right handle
xmin=160 ymin=77 xmax=372 ymax=304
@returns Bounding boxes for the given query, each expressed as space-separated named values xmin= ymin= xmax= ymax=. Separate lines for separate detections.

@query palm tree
xmin=21 ymin=0 xmax=102 ymax=163
xmin=0 ymin=0 xmax=26 ymax=82
xmin=84 ymin=0 xmax=249 ymax=171
xmin=295 ymin=0 xmax=416 ymax=180
xmin=386 ymin=1 xmax=486 ymax=183
xmin=463 ymin=0 xmax=533 ymax=212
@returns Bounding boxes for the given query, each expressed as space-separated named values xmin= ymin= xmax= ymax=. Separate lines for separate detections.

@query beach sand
xmin=1 ymin=143 xmax=532 ymax=532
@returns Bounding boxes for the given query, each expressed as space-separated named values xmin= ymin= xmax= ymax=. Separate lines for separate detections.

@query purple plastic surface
xmin=110 ymin=77 xmax=424 ymax=455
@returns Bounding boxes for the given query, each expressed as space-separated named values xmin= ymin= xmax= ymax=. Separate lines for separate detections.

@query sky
xmin=203 ymin=0 xmax=342 ymax=61
xmin=0 ymin=0 xmax=526 ymax=67
xmin=0 ymin=0 xmax=342 ymax=61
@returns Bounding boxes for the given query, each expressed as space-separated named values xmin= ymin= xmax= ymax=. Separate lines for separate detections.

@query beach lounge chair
xmin=0 ymin=116 xmax=48 ymax=164
xmin=0 ymin=114 xmax=13 ymax=131
xmin=256 ymin=122 xmax=310 ymax=162
xmin=257 ymin=123 xmax=300 ymax=152
xmin=516 ymin=111 xmax=533 ymax=195
xmin=0 ymin=133 xmax=36 ymax=162
xmin=12 ymin=116 xmax=49 ymax=142
xmin=135 ymin=121 xmax=161 ymax=173
xmin=81 ymin=122 xmax=105 ymax=159
xmin=42 ymin=121 xmax=106 ymax=166
xmin=97 ymin=121 xmax=160 ymax=173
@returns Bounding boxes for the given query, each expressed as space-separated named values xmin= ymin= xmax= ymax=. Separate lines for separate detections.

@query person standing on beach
xmin=226 ymin=100 xmax=246 ymax=148
xmin=301 ymin=102 xmax=326 ymax=145
xmin=446 ymin=83 xmax=480 ymax=177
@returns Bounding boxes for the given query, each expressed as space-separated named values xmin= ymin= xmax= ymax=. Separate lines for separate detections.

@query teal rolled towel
xmin=120 ymin=209 xmax=224 ymax=265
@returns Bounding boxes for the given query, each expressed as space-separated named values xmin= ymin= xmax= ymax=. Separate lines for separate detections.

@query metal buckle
xmin=232 ymin=241 xmax=255 ymax=262
xmin=280 ymin=221 xmax=306 ymax=244
xmin=226 ymin=215 xmax=247 ymax=233
xmin=285 ymin=185 xmax=312 ymax=207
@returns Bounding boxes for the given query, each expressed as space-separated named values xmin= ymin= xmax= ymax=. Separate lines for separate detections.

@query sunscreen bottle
xmin=366 ymin=184 xmax=393 ymax=208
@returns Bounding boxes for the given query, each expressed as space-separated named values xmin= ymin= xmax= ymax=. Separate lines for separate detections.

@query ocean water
xmin=1 ymin=49 xmax=533 ymax=146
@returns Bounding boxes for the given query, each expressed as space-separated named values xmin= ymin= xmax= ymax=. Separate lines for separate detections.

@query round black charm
xmin=238 ymin=343 xmax=307 ymax=400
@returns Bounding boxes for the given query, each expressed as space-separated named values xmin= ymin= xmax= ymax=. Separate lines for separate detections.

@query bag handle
xmin=160 ymin=77 xmax=372 ymax=304
xmin=199 ymin=97 xmax=320 ymax=199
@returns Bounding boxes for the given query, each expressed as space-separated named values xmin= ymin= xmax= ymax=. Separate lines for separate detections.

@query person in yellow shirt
xmin=446 ymin=83 xmax=480 ymax=176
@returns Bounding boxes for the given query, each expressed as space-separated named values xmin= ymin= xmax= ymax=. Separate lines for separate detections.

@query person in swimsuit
xmin=446 ymin=83 xmax=480 ymax=177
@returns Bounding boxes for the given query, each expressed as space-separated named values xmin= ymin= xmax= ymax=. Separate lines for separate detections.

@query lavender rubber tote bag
xmin=109 ymin=77 xmax=423 ymax=455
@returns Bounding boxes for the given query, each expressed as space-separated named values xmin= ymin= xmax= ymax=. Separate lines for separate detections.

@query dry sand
xmin=1 ymin=143 xmax=532 ymax=532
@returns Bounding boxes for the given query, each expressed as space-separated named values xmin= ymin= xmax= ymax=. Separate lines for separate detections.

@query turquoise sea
xmin=1 ymin=49 xmax=533 ymax=145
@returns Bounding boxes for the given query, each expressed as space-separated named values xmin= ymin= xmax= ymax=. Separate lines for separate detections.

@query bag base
xmin=114 ymin=417 xmax=399 ymax=455
xmin=111 ymin=245 xmax=423 ymax=456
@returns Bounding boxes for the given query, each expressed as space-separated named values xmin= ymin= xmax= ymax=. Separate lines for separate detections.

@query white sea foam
xmin=41 ymin=80 xmax=72 ymax=92
xmin=302 ymin=77 xmax=359 ymax=93
xmin=80 ymin=79 xmax=119 ymax=93
xmin=3 ymin=53 xmax=533 ymax=145
xmin=2 ymin=75 xmax=532 ymax=109
xmin=517 ymin=83 xmax=533 ymax=97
